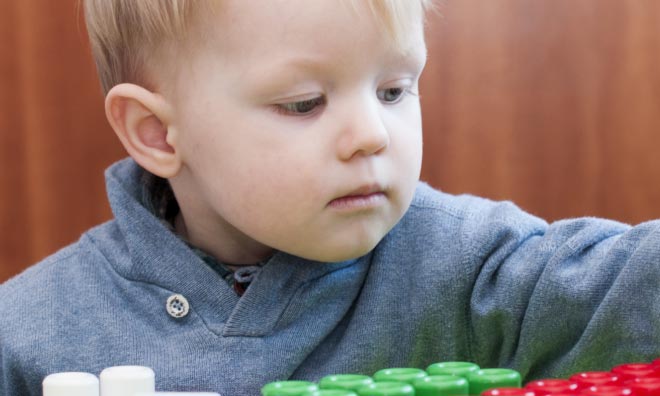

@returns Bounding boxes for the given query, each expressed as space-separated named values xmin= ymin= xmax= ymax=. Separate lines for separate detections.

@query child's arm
xmin=462 ymin=196 xmax=659 ymax=378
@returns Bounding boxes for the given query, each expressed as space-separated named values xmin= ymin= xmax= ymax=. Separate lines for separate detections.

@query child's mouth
xmin=328 ymin=185 xmax=388 ymax=210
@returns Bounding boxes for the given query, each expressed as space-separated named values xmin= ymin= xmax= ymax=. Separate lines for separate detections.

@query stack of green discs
xmin=261 ymin=361 xmax=522 ymax=396
xmin=467 ymin=368 xmax=521 ymax=395
xmin=373 ymin=368 xmax=428 ymax=384
xmin=319 ymin=374 xmax=374 ymax=392
xmin=303 ymin=390 xmax=358 ymax=396
xmin=412 ymin=374 xmax=469 ymax=396
xmin=262 ymin=380 xmax=319 ymax=396
xmin=356 ymin=381 xmax=415 ymax=396
xmin=426 ymin=362 xmax=480 ymax=379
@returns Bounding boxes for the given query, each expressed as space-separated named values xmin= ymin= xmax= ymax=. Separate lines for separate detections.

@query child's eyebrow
xmin=244 ymin=49 xmax=428 ymax=96
xmin=264 ymin=56 xmax=330 ymax=77
xmin=242 ymin=56 xmax=335 ymax=95
xmin=394 ymin=45 xmax=428 ymax=70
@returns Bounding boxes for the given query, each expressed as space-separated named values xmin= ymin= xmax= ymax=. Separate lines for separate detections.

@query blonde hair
xmin=83 ymin=0 xmax=434 ymax=95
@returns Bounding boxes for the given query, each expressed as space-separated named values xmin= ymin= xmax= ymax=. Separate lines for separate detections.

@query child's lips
xmin=327 ymin=184 xmax=388 ymax=210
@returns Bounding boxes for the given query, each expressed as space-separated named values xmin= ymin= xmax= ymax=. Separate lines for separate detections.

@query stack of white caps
xmin=43 ymin=372 xmax=99 ymax=396
xmin=100 ymin=366 xmax=155 ymax=396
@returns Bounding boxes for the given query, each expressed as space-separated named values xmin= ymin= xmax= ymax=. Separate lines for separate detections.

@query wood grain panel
xmin=0 ymin=1 xmax=125 ymax=282
xmin=421 ymin=0 xmax=660 ymax=222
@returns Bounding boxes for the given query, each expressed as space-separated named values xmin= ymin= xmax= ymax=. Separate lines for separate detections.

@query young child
xmin=1 ymin=0 xmax=659 ymax=395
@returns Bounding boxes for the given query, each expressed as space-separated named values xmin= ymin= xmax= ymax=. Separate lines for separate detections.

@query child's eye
xmin=274 ymin=96 xmax=326 ymax=116
xmin=377 ymin=87 xmax=414 ymax=104
xmin=376 ymin=87 xmax=418 ymax=104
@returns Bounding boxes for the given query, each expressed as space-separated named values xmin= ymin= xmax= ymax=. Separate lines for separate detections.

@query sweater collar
xmin=104 ymin=158 xmax=368 ymax=336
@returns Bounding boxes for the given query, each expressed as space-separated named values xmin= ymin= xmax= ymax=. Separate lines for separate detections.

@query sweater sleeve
xmin=464 ymin=200 xmax=660 ymax=380
xmin=0 ymin=336 xmax=36 ymax=396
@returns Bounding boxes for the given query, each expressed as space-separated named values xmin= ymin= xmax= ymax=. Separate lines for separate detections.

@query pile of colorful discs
xmin=261 ymin=358 xmax=660 ymax=396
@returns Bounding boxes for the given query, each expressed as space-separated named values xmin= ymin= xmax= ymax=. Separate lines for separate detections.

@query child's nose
xmin=335 ymin=101 xmax=390 ymax=161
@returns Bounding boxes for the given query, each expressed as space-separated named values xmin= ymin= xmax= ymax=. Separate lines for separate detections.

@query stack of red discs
xmin=613 ymin=363 xmax=660 ymax=396
xmin=480 ymin=360 xmax=660 ymax=396
xmin=569 ymin=371 xmax=627 ymax=396
xmin=525 ymin=378 xmax=579 ymax=396
xmin=481 ymin=388 xmax=537 ymax=396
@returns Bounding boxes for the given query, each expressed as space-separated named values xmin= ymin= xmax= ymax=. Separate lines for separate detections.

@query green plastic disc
xmin=262 ymin=380 xmax=319 ymax=396
xmin=302 ymin=390 xmax=358 ymax=396
xmin=412 ymin=375 xmax=469 ymax=396
xmin=466 ymin=369 xmax=521 ymax=396
xmin=357 ymin=381 xmax=415 ymax=396
xmin=425 ymin=362 xmax=481 ymax=378
xmin=373 ymin=368 xmax=428 ymax=384
xmin=320 ymin=374 xmax=374 ymax=391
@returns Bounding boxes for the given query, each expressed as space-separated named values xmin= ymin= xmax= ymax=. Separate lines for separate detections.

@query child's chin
xmin=302 ymin=237 xmax=384 ymax=263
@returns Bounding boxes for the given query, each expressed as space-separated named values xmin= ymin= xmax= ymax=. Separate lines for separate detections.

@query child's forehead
xmin=163 ymin=0 xmax=427 ymax=99
xmin=197 ymin=0 xmax=426 ymax=61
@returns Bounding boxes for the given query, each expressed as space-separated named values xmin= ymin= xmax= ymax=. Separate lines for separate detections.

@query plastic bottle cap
xmin=412 ymin=375 xmax=469 ymax=396
xmin=611 ymin=364 xmax=660 ymax=380
xmin=373 ymin=368 xmax=427 ymax=384
xmin=580 ymin=385 xmax=633 ymax=396
xmin=356 ymin=381 xmax=415 ymax=396
xmin=569 ymin=371 xmax=620 ymax=389
xmin=42 ymin=372 xmax=99 ymax=396
xmin=466 ymin=368 xmax=522 ymax=396
xmin=302 ymin=390 xmax=358 ymax=396
xmin=539 ymin=393 xmax=580 ymax=396
xmin=100 ymin=366 xmax=155 ymax=396
xmin=426 ymin=362 xmax=481 ymax=378
xmin=524 ymin=379 xmax=578 ymax=395
xmin=481 ymin=387 xmax=535 ymax=396
xmin=625 ymin=377 xmax=660 ymax=396
xmin=319 ymin=374 xmax=374 ymax=391
xmin=261 ymin=381 xmax=319 ymax=396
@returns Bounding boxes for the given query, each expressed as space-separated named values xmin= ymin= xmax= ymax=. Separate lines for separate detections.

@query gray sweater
xmin=1 ymin=158 xmax=659 ymax=396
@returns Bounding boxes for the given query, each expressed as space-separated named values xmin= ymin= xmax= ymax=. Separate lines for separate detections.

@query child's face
xmin=168 ymin=0 xmax=426 ymax=263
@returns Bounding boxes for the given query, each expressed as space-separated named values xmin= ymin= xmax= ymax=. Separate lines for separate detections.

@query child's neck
xmin=173 ymin=212 xmax=274 ymax=268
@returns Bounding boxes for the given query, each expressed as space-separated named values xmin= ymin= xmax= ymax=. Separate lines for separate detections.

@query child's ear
xmin=104 ymin=83 xmax=181 ymax=178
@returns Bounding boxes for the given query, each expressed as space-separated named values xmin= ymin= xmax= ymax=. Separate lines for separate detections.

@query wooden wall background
xmin=2 ymin=0 xmax=660 ymax=283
